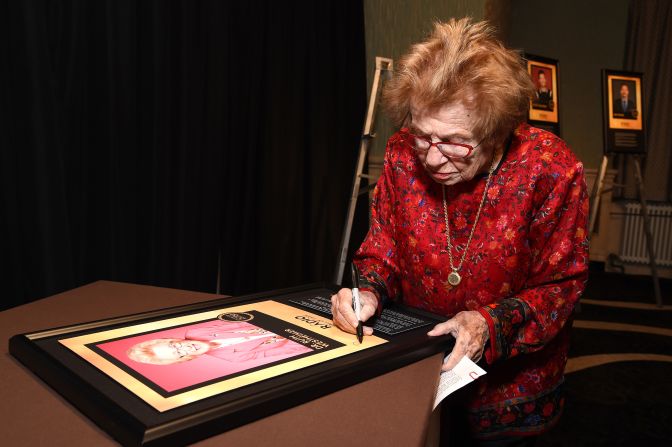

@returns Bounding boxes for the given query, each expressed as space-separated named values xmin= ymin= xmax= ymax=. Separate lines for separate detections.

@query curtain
xmin=614 ymin=0 xmax=672 ymax=200
xmin=0 ymin=0 xmax=366 ymax=310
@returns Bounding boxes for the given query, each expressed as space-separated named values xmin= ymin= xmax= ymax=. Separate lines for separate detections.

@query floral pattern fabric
xmin=354 ymin=123 xmax=589 ymax=438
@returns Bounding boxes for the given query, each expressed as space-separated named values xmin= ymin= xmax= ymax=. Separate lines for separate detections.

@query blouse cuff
xmin=357 ymin=272 xmax=390 ymax=317
xmin=478 ymin=298 xmax=531 ymax=364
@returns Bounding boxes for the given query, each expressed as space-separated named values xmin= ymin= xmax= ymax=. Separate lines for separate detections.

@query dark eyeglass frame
xmin=407 ymin=132 xmax=484 ymax=160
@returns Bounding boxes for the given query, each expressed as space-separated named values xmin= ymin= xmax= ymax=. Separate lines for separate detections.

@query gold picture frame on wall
xmin=526 ymin=54 xmax=559 ymax=127
xmin=606 ymin=73 xmax=643 ymax=131
xmin=602 ymin=69 xmax=645 ymax=154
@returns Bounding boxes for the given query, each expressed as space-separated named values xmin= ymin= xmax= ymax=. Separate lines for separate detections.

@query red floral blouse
xmin=354 ymin=123 xmax=589 ymax=438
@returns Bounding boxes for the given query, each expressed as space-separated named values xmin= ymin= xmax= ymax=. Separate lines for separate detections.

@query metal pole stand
xmin=588 ymin=154 xmax=662 ymax=307
xmin=632 ymin=156 xmax=663 ymax=307
xmin=589 ymin=155 xmax=610 ymax=235
xmin=334 ymin=57 xmax=393 ymax=285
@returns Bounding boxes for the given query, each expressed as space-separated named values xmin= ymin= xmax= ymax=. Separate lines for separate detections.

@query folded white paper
xmin=433 ymin=356 xmax=487 ymax=410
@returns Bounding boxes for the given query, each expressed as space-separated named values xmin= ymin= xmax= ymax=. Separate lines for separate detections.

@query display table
xmin=1 ymin=281 xmax=443 ymax=446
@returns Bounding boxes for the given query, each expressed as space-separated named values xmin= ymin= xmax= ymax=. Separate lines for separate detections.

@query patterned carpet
xmin=537 ymin=264 xmax=672 ymax=446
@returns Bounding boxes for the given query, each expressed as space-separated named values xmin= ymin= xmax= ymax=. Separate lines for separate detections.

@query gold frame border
xmin=59 ymin=300 xmax=387 ymax=412
xmin=607 ymin=74 xmax=643 ymax=130
xmin=528 ymin=60 xmax=559 ymax=123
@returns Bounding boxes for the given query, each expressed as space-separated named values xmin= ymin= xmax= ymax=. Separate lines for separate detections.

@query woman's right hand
xmin=330 ymin=288 xmax=378 ymax=336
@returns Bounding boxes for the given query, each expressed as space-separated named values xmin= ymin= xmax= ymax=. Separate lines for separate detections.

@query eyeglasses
xmin=408 ymin=133 xmax=483 ymax=160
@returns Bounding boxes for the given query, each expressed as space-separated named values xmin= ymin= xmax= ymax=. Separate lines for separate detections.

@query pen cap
xmin=350 ymin=263 xmax=360 ymax=289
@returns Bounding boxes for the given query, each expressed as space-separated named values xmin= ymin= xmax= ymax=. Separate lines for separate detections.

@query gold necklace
xmin=442 ymin=157 xmax=497 ymax=286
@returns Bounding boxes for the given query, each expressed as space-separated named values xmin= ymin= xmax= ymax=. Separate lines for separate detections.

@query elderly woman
xmin=331 ymin=18 xmax=588 ymax=445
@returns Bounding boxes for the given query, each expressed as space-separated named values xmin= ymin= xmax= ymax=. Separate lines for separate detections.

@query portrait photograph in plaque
xmin=10 ymin=284 xmax=452 ymax=446
xmin=602 ymin=69 xmax=645 ymax=153
xmin=526 ymin=54 xmax=559 ymax=132
xmin=606 ymin=72 xmax=643 ymax=130
xmin=94 ymin=318 xmax=315 ymax=394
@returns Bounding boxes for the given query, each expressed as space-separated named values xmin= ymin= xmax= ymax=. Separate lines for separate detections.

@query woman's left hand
xmin=427 ymin=311 xmax=489 ymax=371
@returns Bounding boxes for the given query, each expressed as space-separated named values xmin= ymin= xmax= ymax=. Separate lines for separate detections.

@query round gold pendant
xmin=448 ymin=271 xmax=462 ymax=286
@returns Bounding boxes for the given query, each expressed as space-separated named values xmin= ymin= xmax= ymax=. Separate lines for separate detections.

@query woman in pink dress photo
xmin=127 ymin=321 xmax=310 ymax=365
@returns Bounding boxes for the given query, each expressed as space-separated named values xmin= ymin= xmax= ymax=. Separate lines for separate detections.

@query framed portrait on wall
xmin=526 ymin=54 xmax=560 ymax=135
xmin=602 ymin=70 xmax=645 ymax=153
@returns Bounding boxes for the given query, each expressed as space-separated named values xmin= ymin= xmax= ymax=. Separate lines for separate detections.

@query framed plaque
xmin=602 ymin=69 xmax=645 ymax=153
xmin=10 ymin=284 xmax=452 ymax=446
xmin=526 ymin=54 xmax=560 ymax=136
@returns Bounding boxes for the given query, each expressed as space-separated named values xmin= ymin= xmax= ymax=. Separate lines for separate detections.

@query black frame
xmin=525 ymin=53 xmax=561 ymax=136
xmin=10 ymin=283 xmax=453 ymax=446
xmin=602 ymin=69 xmax=646 ymax=154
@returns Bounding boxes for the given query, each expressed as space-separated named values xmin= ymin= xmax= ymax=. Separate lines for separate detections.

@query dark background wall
xmin=363 ymin=0 xmax=487 ymax=174
xmin=363 ymin=0 xmax=631 ymax=171
xmin=0 ymin=0 xmax=367 ymax=310
xmin=2 ymin=0 xmax=662 ymax=310
xmin=507 ymin=0 xmax=631 ymax=170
